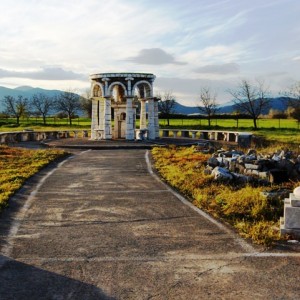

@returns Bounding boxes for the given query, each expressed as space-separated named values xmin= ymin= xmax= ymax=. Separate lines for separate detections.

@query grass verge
xmin=151 ymin=145 xmax=299 ymax=247
xmin=0 ymin=146 xmax=68 ymax=210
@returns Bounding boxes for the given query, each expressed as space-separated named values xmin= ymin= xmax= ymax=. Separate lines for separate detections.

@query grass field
xmin=159 ymin=118 xmax=300 ymax=130
xmin=1 ymin=117 xmax=299 ymax=144
xmin=1 ymin=116 xmax=299 ymax=130
xmin=0 ymin=117 xmax=91 ymax=132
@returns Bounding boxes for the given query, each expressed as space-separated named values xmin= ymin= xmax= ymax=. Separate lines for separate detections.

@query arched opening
xmin=108 ymin=82 xmax=127 ymax=100
xmin=92 ymin=84 xmax=103 ymax=97
xmin=133 ymin=81 xmax=152 ymax=99
xmin=133 ymin=81 xmax=153 ymax=130
xmin=112 ymin=85 xmax=125 ymax=103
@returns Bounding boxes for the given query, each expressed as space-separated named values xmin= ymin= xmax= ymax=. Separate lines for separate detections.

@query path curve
xmin=0 ymin=149 xmax=299 ymax=299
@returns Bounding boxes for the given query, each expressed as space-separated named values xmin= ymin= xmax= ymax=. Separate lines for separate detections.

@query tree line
xmin=2 ymin=79 xmax=300 ymax=129
xmin=1 ymin=90 xmax=91 ymax=126
xmin=157 ymin=79 xmax=300 ymax=130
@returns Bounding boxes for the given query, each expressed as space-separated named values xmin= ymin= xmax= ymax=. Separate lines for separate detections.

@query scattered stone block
xmin=245 ymin=163 xmax=260 ymax=170
xmin=258 ymin=171 xmax=270 ymax=180
xmin=246 ymin=149 xmax=257 ymax=156
xmin=212 ymin=167 xmax=233 ymax=182
xmin=261 ymin=189 xmax=290 ymax=201
xmin=290 ymin=193 xmax=300 ymax=207
xmin=208 ymin=157 xmax=219 ymax=167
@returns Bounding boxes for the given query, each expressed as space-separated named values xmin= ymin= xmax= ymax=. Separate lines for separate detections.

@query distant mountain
xmin=0 ymin=86 xmax=293 ymax=117
xmin=14 ymin=86 xmax=37 ymax=91
xmin=173 ymin=102 xmax=199 ymax=115
xmin=0 ymin=86 xmax=64 ymax=111
xmin=217 ymin=97 xmax=290 ymax=115
xmin=173 ymin=97 xmax=291 ymax=115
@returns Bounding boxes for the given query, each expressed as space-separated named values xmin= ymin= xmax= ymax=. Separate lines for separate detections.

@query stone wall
xmin=0 ymin=130 xmax=89 ymax=144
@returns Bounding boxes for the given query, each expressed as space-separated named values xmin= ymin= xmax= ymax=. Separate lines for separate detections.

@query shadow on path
xmin=0 ymin=255 xmax=115 ymax=300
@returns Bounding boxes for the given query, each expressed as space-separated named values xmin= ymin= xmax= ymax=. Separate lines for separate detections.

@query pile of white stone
xmin=205 ymin=148 xmax=300 ymax=184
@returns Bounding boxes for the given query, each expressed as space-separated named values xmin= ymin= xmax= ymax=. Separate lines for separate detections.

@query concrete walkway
xmin=0 ymin=148 xmax=299 ymax=299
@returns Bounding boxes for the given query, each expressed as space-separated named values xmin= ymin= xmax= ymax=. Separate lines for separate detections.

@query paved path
xmin=0 ymin=149 xmax=299 ymax=299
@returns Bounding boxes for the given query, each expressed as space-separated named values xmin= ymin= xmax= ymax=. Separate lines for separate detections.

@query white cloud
xmin=202 ymin=10 xmax=248 ymax=38
xmin=0 ymin=0 xmax=299 ymax=106
xmin=0 ymin=67 xmax=86 ymax=81
xmin=127 ymin=48 xmax=186 ymax=65
xmin=194 ymin=63 xmax=239 ymax=75
xmin=155 ymin=76 xmax=236 ymax=105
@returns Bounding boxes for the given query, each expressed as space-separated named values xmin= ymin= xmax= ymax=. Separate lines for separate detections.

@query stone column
xmin=99 ymin=99 xmax=105 ymax=131
xmin=140 ymin=99 xmax=147 ymax=129
xmin=148 ymin=98 xmax=155 ymax=139
xmin=125 ymin=97 xmax=135 ymax=140
xmin=154 ymin=99 xmax=159 ymax=138
xmin=103 ymin=97 xmax=112 ymax=139
xmin=102 ymin=78 xmax=110 ymax=96
xmin=91 ymin=99 xmax=98 ymax=139
xmin=125 ymin=76 xmax=134 ymax=96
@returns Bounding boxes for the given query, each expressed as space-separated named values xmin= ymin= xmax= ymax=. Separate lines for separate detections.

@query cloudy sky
xmin=0 ymin=0 xmax=299 ymax=105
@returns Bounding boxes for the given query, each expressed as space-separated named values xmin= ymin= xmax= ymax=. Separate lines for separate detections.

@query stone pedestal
xmin=280 ymin=192 xmax=300 ymax=238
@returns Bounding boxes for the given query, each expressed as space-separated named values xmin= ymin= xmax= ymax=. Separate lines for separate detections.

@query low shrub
xmin=0 ymin=146 xmax=67 ymax=210
xmin=234 ymin=221 xmax=281 ymax=247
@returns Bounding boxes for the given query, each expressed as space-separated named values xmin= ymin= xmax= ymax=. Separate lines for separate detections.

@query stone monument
xmin=89 ymin=72 xmax=159 ymax=140
xmin=280 ymin=186 xmax=300 ymax=238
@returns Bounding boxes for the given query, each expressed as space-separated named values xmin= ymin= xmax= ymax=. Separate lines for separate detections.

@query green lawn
xmin=0 ymin=117 xmax=91 ymax=132
xmin=1 ymin=116 xmax=299 ymax=130
xmin=159 ymin=118 xmax=300 ymax=130
xmin=1 ymin=116 xmax=299 ymax=144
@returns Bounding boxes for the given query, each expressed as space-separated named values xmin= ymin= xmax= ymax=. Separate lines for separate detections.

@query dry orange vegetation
xmin=152 ymin=146 xmax=298 ymax=246
xmin=0 ymin=146 xmax=67 ymax=209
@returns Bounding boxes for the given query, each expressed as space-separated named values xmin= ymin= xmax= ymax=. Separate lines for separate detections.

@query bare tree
xmin=30 ymin=93 xmax=55 ymax=125
xmin=197 ymin=87 xmax=218 ymax=127
xmin=80 ymin=89 xmax=92 ymax=118
xmin=283 ymin=81 xmax=300 ymax=109
xmin=284 ymin=81 xmax=300 ymax=123
xmin=55 ymin=90 xmax=81 ymax=125
xmin=3 ymin=95 xmax=29 ymax=125
xmin=228 ymin=79 xmax=270 ymax=129
xmin=157 ymin=91 xmax=176 ymax=126
xmin=291 ymin=107 xmax=300 ymax=123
